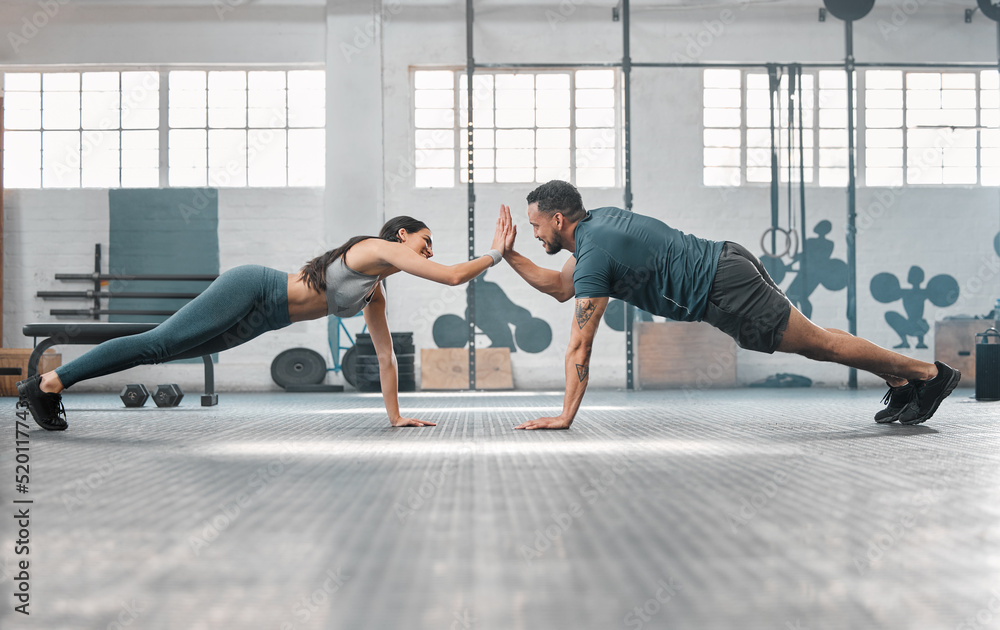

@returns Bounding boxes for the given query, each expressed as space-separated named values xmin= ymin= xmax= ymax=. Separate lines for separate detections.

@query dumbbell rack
xmin=36 ymin=244 xmax=217 ymax=319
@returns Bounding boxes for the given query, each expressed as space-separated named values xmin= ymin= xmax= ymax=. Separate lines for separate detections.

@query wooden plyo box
xmin=637 ymin=321 xmax=737 ymax=389
xmin=420 ymin=348 xmax=513 ymax=390
xmin=0 ymin=349 xmax=62 ymax=397
xmin=935 ymin=319 xmax=989 ymax=385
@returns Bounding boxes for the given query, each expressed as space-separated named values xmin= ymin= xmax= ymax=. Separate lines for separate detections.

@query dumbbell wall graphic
xmin=120 ymin=383 xmax=184 ymax=407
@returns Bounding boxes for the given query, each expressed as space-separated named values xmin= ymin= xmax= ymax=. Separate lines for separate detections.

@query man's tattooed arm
xmin=575 ymin=299 xmax=596 ymax=329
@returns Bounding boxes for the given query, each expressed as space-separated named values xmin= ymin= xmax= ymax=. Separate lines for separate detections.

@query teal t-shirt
xmin=572 ymin=207 xmax=724 ymax=322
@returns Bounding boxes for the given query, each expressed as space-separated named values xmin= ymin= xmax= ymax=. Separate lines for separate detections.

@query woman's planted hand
xmin=390 ymin=416 xmax=437 ymax=427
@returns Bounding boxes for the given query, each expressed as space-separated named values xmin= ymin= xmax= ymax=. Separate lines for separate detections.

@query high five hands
xmin=499 ymin=204 xmax=517 ymax=254
xmin=492 ymin=205 xmax=515 ymax=256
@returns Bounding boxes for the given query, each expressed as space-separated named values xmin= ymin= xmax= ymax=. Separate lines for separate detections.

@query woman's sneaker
xmin=15 ymin=375 xmax=68 ymax=431
xmin=874 ymin=383 xmax=915 ymax=424
xmin=895 ymin=362 xmax=962 ymax=426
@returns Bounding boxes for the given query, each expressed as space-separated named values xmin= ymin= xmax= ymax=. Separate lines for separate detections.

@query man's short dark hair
xmin=526 ymin=180 xmax=586 ymax=222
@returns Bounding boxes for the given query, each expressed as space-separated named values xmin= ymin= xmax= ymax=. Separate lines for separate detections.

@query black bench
xmin=22 ymin=323 xmax=218 ymax=406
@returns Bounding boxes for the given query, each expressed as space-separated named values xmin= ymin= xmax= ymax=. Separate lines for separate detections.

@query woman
xmin=17 ymin=213 xmax=512 ymax=431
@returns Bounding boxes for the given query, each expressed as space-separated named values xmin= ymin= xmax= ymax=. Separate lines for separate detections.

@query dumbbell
xmin=120 ymin=384 xmax=150 ymax=407
xmin=152 ymin=384 xmax=184 ymax=407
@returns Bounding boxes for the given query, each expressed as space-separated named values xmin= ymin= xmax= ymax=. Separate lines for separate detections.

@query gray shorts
xmin=702 ymin=241 xmax=792 ymax=354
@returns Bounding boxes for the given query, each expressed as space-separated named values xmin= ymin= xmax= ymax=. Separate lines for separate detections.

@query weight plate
xmin=433 ymin=314 xmax=468 ymax=348
xmin=822 ymin=0 xmax=875 ymax=21
xmin=978 ymin=0 xmax=1000 ymax=22
xmin=271 ymin=348 xmax=327 ymax=387
xmin=342 ymin=345 xmax=359 ymax=387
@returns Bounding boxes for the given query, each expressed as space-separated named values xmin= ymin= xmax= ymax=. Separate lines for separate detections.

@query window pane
xmin=415 ymin=71 xmax=453 ymax=90
xmin=704 ymin=69 xmax=740 ymax=89
xmin=82 ymin=91 xmax=120 ymax=130
xmin=537 ymin=128 xmax=569 ymax=148
xmin=248 ymin=128 xmax=286 ymax=186
xmin=4 ymin=92 xmax=41 ymax=129
xmin=209 ymin=129 xmax=247 ymax=187
xmin=43 ymin=92 xmax=80 ymax=130
xmin=82 ymin=131 xmax=120 ymax=188
xmin=169 ymin=129 xmax=207 ymax=187
xmin=43 ymin=130 xmax=80 ymax=187
xmin=5 ymin=73 xmax=41 ymax=91
xmin=575 ymin=70 xmax=614 ymax=89
xmin=3 ymin=131 xmax=42 ymax=188
xmin=576 ymin=89 xmax=613 ymax=109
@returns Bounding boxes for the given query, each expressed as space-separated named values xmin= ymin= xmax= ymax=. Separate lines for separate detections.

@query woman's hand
xmin=491 ymin=205 xmax=513 ymax=255
xmin=500 ymin=204 xmax=517 ymax=254
xmin=390 ymin=416 xmax=437 ymax=427
xmin=515 ymin=416 xmax=573 ymax=430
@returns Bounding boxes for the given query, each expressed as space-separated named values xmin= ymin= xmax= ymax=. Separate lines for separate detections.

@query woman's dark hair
xmin=299 ymin=216 xmax=429 ymax=292
xmin=526 ymin=180 xmax=586 ymax=222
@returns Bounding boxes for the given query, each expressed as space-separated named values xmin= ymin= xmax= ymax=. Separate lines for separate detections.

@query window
xmin=413 ymin=69 xmax=619 ymax=188
xmin=2 ymin=68 xmax=324 ymax=189
xmin=168 ymin=69 xmax=325 ymax=188
xmin=3 ymin=71 xmax=159 ymax=188
xmin=704 ymin=68 xmax=847 ymax=187
xmin=704 ymin=67 xmax=999 ymax=188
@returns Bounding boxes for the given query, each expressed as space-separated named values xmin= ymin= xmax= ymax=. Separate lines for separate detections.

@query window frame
xmin=411 ymin=66 xmax=623 ymax=189
xmin=1 ymin=64 xmax=325 ymax=190
xmin=703 ymin=66 xmax=998 ymax=189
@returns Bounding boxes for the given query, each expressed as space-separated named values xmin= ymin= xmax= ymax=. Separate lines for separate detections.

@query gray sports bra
xmin=325 ymin=255 xmax=382 ymax=317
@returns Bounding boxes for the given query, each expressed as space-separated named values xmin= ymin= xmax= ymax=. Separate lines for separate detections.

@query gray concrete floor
xmin=1 ymin=387 xmax=998 ymax=630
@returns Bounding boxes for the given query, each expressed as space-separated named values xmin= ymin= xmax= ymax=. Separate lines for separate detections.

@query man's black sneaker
xmin=896 ymin=362 xmax=961 ymax=426
xmin=16 ymin=375 xmax=68 ymax=431
xmin=874 ymin=383 xmax=915 ymax=424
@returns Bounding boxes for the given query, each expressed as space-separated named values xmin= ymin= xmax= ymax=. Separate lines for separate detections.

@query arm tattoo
xmin=576 ymin=363 xmax=589 ymax=382
xmin=575 ymin=300 xmax=596 ymax=329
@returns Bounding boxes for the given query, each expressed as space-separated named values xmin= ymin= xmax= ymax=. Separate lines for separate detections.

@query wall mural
xmin=432 ymin=276 xmax=552 ymax=353
xmin=761 ymin=220 xmax=848 ymax=319
xmin=870 ymin=266 xmax=959 ymax=349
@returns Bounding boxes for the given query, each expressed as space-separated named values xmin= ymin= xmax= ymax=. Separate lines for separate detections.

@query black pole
xmin=93 ymin=244 xmax=101 ymax=321
xmin=623 ymin=0 xmax=635 ymax=391
xmin=768 ymin=64 xmax=780 ymax=254
xmin=845 ymin=21 xmax=858 ymax=389
xmin=466 ymin=0 xmax=477 ymax=390
xmin=797 ymin=65 xmax=808 ymax=297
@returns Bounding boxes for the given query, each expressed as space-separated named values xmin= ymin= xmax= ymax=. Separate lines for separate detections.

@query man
xmin=501 ymin=180 xmax=961 ymax=430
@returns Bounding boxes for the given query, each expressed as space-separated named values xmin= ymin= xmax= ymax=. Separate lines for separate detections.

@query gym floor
xmin=1 ymin=387 xmax=997 ymax=630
